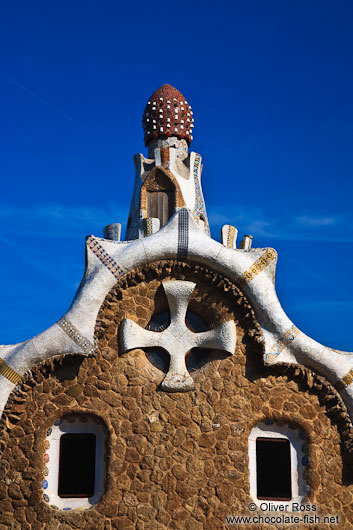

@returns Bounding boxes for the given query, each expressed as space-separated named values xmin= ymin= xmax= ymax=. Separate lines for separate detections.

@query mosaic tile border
xmin=177 ymin=208 xmax=189 ymax=260
xmin=226 ymin=225 xmax=237 ymax=249
xmin=239 ymin=248 xmax=277 ymax=284
xmin=43 ymin=415 xmax=106 ymax=510
xmin=0 ymin=358 xmax=21 ymax=384
xmin=192 ymin=154 xmax=210 ymax=235
xmin=87 ymin=236 xmax=125 ymax=280
xmin=265 ymin=325 xmax=300 ymax=363
xmin=57 ymin=317 xmax=96 ymax=355
xmin=335 ymin=367 xmax=353 ymax=391
xmin=144 ymin=217 xmax=154 ymax=237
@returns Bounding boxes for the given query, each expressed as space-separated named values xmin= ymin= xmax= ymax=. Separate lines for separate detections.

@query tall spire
xmin=125 ymin=84 xmax=209 ymax=241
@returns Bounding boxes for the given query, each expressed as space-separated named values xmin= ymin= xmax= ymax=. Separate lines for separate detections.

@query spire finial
xmin=142 ymin=84 xmax=194 ymax=147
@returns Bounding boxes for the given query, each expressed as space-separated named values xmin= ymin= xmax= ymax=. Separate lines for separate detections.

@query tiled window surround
xmin=42 ymin=415 xmax=106 ymax=511
xmin=248 ymin=421 xmax=310 ymax=507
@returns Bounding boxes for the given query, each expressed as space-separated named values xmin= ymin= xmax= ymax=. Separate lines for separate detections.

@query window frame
xmin=42 ymin=415 xmax=106 ymax=511
xmin=248 ymin=422 xmax=309 ymax=507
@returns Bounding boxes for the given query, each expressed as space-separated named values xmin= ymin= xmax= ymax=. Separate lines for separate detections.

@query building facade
xmin=1 ymin=84 xmax=353 ymax=529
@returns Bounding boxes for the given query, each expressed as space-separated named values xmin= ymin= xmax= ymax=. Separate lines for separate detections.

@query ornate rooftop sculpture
xmin=142 ymin=84 xmax=194 ymax=146
xmin=1 ymin=84 xmax=353 ymax=416
xmin=1 ymin=87 xmax=353 ymax=526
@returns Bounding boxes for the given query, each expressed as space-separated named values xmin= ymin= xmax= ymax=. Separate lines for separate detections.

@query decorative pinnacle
xmin=142 ymin=84 xmax=194 ymax=147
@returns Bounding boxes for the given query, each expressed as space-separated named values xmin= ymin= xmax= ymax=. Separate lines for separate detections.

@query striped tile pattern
xmin=177 ymin=208 xmax=189 ymax=260
xmin=335 ymin=368 xmax=353 ymax=391
xmin=87 ymin=236 xmax=125 ymax=280
xmin=265 ymin=325 xmax=300 ymax=363
xmin=0 ymin=358 xmax=21 ymax=384
xmin=144 ymin=217 xmax=154 ymax=237
xmin=226 ymin=226 xmax=237 ymax=249
xmin=57 ymin=316 xmax=96 ymax=355
xmin=238 ymin=248 xmax=277 ymax=284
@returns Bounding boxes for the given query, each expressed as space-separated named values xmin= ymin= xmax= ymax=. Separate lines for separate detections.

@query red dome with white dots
xmin=142 ymin=84 xmax=194 ymax=146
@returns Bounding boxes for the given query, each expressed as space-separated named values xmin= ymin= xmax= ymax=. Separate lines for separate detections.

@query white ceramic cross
xmin=119 ymin=280 xmax=236 ymax=392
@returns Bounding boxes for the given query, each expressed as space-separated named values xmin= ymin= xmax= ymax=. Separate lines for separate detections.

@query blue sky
xmin=1 ymin=1 xmax=353 ymax=350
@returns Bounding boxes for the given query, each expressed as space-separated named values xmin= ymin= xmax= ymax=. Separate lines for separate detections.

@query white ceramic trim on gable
xmin=248 ymin=422 xmax=310 ymax=508
xmin=1 ymin=209 xmax=353 ymax=425
xmin=42 ymin=415 xmax=106 ymax=511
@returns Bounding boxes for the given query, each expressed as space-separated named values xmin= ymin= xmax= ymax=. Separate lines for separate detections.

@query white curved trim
xmin=1 ymin=209 xmax=352 ymax=423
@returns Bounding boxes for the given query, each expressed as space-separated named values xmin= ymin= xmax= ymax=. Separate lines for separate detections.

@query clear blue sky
xmin=1 ymin=1 xmax=353 ymax=350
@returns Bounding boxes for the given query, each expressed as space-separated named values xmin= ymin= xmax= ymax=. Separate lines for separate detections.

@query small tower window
xmin=256 ymin=437 xmax=291 ymax=500
xmin=142 ymin=168 xmax=177 ymax=230
xmin=58 ymin=433 xmax=96 ymax=498
xmin=147 ymin=191 xmax=174 ymax=228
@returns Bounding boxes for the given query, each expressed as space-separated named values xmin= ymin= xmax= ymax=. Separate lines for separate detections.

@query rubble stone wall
xmin=1 ymin=261 xmax=352 ymax=530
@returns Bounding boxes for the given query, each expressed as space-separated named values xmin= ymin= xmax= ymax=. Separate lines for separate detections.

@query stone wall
xmin=1 ymin=261 xmax=353 ymax=530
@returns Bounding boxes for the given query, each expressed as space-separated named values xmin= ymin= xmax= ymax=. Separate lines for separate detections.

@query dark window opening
xmin=58 ymin=433 xmax=96 ymax=498
xmin=147 ymin=310 xmax=170 ymax=331
xmin=256 ymin=437 xmax=292 ymax=500
xmin=145 ymin=347 xmax=170 ymax=373
xmin=186 ymin=348 xmax=213 ymax=372
xmin=145 ymin=311 xmax=171 ymax=373
xmin=147 ymin=309 xmax=208 ymax=333
xmin=185 ymin=310 xmax=208 ymax=332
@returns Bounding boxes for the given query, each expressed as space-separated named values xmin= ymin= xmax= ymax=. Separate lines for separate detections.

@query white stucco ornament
xmin=119 ymin=280 xmax=236 ymax=392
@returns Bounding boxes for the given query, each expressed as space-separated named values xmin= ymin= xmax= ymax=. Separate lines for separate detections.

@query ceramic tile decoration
xmin=0 ymin=357 xmax=21 ymax=384
xmin=43 ymin=415 xmax=106 ymax=511
xmin=87 ymin=236 xmax=125 ymax=280
xmin=126 ymin=89 xmax=209 ymax=241
xmin=239 ymin=248 xmax=278 ymax=284
xmin=192 ymin=154 xmax=210 ymax=235
xmin=2 ymin=86 xmax=351 ymax=412
xmin=1 ymin=83 xmax=353 ymax=527
xmin=227 ymin=226 xmax=237 ymax=249
xmin=144 ymin=217 xmax=154 ymax=237
xmin=248 ymin=422 xmax=309 ymax=507
xmin=336 ymin=367 xmax=353 ymax=390
xmin=142 ymin=84 xmax=194 ymax=146
xmin=57 ymin=316 xmax=96 ymax=356
xmin=177 ymin=208 xmax=189 ymax=260
xmin=265 ymin=325 xmax=301 ymax=363
xmin=221 ymin=224 xmax=238 ymax=250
